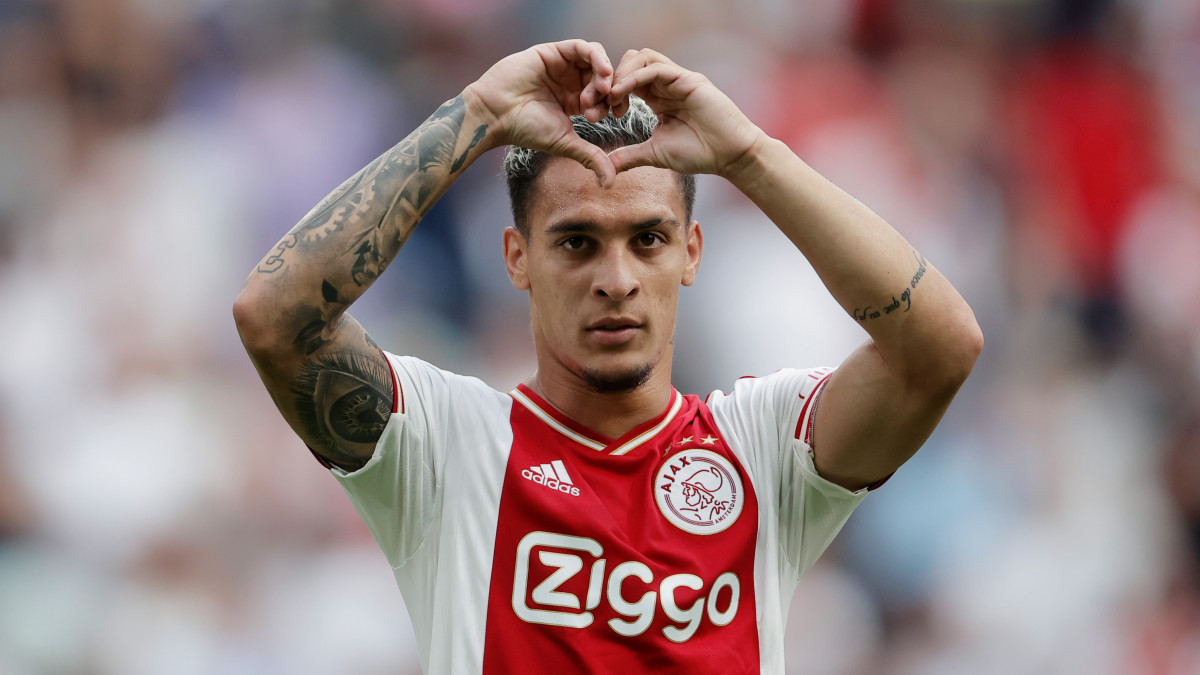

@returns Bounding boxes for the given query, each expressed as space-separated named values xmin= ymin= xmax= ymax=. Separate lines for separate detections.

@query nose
xmin=592 ymin=247 xmax=640 ymax=301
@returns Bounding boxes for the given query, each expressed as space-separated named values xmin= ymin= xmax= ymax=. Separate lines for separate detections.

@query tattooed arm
xmin=233 ymin=40 xmax=619 ymax=471
xmin=734 ymin=143 xmax=984 ymax=491
xmin=605 ymin=49 xmax=984 ymax=490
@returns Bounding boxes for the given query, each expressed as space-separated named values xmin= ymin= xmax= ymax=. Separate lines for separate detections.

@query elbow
xmin=232 ymin=286 xmax=276 ymax=357
xmin=957 ymin=317 xmax=985 ymax=379
xmin=933 ymin=313 xmax=984 ymax=392
xmin=898 ymin=311 xmax=982 ymax=397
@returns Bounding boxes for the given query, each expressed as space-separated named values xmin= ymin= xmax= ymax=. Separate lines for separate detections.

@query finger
xmin=585 ymin=41 xmax=613 ymax=98
xmin=612 ymin=48 xmax=675 ymax=83
xmin=610 ymin=92 xmax=631 ymax=119
xmin=608 ymin=141 xmax=662 ymax=174
xmin=578 ymin=68 xmax=598 ymax=117
xmin=545 ymin=68 xmax=597 ymax=119
xmin=610 ymin=50 xmax=645 ymax=110
xmin=581 ymin=97 xmax=610 ymax=123
xmin=612 ymin=49 xmax=643 ymax=86
xmin=582 ymin=42 xmax=615 ymax=121
xmin=610 ymin=49 xmax=678 ymax=101
xmin=557 ymin=135 xmax=618 ymax=188
xmin=578 ymin=70 xmax=611 ymax=122
xmin=551 ymin=39 xmax=613 ymax=95
xmin=610 ymin=62 xmax=689 ymax=103
xmin=608 ymin=50 xmax=643 ymax=118
xmin=546 ymin=40 xmax=613 ymax=121
xmin=556 ymin=70 xmax=608 ymax=122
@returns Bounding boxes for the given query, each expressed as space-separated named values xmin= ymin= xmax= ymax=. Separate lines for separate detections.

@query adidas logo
xmin=521 ymin=460 xmax=581 ymax=497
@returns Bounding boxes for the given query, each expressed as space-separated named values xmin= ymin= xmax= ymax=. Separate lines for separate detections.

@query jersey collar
xmin=510 ymin=385 xmax=684 ymax=456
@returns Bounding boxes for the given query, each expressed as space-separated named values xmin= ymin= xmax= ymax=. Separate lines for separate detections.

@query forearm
xmin=728 ymin=136 xmax=981 ymax=383
xmin=234 ymin=93 xmax=491 ymax=352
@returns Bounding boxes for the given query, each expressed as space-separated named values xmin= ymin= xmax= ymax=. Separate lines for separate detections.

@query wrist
xmin=721 ymin=133 xmax=797 ymax=197
xmin=460 ymin=83 xmax=506 ymax=153
xmin=719 ymin=130 xmax=779 ymax=187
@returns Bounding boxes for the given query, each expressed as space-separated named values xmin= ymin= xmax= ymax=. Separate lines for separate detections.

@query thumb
xmin=556 ymin=135 xmax=617 ymax=188
xmin=608 ymin=141 xmax=661 ymax=175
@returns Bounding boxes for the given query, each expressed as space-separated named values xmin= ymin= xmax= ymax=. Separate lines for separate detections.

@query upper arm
xmin=239 ymin=308 xmax=393 ymax=473
xmin=810 ymin=339 xmax=969 ymax=491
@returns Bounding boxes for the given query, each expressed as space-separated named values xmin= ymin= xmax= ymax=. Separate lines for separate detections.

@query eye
xmin=635 ymin=232 xmax=666 ymax=248
xmin=560 ymin=236 xmax=589 ymax=251
xmin=554 ymin=233 xmax=592 ymax=251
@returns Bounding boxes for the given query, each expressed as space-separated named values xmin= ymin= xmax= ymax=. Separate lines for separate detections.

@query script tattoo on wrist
xmin=853 ymin=250 xmax=928 ymax=323
xmin=292 ymin=350 xmax=393 ymax=471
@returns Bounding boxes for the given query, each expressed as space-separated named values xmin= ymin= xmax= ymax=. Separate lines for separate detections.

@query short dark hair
xmin=503 ymin=96 xmax=696 ymax=237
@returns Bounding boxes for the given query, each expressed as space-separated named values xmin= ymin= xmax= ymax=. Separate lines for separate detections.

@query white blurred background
xmin=1 ymin=0 xmax=1199 ymax=673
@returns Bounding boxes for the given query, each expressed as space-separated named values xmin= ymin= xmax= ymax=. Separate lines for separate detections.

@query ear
xmin=504 ymin=226 xmax=531 ymax=291
xmin=681 ymin=220 xmax=703 ymax=287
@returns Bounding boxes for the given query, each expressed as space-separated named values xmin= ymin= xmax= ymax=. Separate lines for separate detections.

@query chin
xmin=580 ymin=361 xmax=654 ymax=394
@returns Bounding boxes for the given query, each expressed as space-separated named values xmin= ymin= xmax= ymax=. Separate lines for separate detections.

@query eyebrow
xmin=544 ymin=217 xmax=681 ymax=236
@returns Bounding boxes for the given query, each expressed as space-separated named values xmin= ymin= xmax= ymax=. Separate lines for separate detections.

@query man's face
xmin=504 ymin=157 xmax=702 ymax=393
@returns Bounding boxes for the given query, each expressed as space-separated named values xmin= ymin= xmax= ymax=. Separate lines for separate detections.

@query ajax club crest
xmin=655 ymin=449 xmax=743 ymax=535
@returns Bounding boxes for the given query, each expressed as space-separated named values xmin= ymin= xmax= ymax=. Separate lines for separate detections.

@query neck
xmin=525 ymin=364 xmax=674 ymax=440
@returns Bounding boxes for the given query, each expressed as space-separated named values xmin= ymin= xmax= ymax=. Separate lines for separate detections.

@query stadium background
xmin=1 ymin=0 xmax=1198 ymax=672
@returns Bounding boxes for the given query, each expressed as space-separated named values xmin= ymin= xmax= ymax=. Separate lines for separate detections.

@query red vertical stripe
xmin=794 ymin=372 xmax=834 ymax=441
xmin=381 ymin=349 xmax=404 ymax=414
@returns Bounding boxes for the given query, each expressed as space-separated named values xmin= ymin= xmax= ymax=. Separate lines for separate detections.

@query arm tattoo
xmin=321 ymin=280 xmax=339 ymax=303
xmin=451 ymin=125 xmax=488 ymax=173
xmin=280 ymin=303 xmax=333 ymax=357
xmin=256 ymin=95 xmax=487 ymax=291
xmin=247 ymin=97 xmax=477 ymax=469
xmin=294 ymin=320 xmax=328 ymax=355
xmin=292 ymin=350 xmax=393 ymax=471
xmin=853 ymin=250 xmax=929 ymax=323
xmin=259 ymin=234 xmax=298 ymax=274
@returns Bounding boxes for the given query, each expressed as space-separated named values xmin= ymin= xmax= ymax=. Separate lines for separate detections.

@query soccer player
xmin=234 ymin=40 xmax=982 ymax=673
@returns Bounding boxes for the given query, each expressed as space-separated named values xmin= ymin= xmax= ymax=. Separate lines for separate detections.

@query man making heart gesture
xmin=234 ymin=40 xmax=982 ymax=674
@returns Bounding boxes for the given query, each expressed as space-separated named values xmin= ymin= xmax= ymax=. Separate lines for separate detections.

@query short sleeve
xmin=707 ymin=368 xmax=867 ymax=579
xmin=332 ymin=353 xmax=451 ymax=568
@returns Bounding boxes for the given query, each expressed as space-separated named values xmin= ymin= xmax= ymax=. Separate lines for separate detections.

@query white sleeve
xmin=331 ymin=353 xmax=452 ymax=569
xmin=708 ymin=368 xmax=867 ymax=579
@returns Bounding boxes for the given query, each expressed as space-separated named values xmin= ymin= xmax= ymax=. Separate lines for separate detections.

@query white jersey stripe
xmin=510 ymin=389 xmax=607 ymax=451
xmin=610 ymin=391 xmax=683 ymax=456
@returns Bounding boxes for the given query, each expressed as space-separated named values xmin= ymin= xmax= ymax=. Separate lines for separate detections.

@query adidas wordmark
xmin=521 ymin=460 xmax=580 ymax=497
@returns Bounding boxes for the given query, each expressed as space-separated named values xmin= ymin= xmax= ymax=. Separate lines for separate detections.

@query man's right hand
xmin=464 ymin=39 xmax=619 ymax=187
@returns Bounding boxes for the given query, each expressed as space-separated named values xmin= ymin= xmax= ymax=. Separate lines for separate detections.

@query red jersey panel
xmin=482 ymin=386 xmax=760 ymax=674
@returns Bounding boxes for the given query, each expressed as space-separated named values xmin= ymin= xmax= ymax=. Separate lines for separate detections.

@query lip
xmin=586 ymin=317 xmax=642 ymax=346
xmin=586 ymin=316 xmax=642 ymax=331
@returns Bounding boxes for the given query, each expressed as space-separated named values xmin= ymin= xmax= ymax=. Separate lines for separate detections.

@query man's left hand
xmin=605 ymin=49 xmax=766 ymax=180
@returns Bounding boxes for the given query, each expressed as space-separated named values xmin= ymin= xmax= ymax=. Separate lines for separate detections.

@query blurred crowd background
xmin=1 ymin=0 xmax=1199 ymax=672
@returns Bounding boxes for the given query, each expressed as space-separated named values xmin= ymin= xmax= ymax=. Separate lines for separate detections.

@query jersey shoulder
xmin=704 ymin=367 xmax=836 ymax=444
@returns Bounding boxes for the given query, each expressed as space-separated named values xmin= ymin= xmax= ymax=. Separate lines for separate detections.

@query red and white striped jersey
xmin=332 ymin=353 xmax=866 ymax=674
